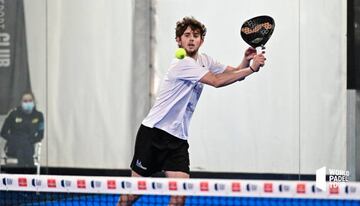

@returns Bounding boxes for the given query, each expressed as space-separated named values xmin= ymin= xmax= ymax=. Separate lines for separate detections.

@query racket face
xmin=240 ymin=15 xmax=275 ymax=48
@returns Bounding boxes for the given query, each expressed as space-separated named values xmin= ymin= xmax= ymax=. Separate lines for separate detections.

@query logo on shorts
xmin=136 ymin=159 xmax=147 ymax=170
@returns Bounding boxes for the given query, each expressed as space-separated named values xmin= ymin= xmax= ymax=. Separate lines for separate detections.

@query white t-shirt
xmin=142 ymin=53 xmax=226 ymax=140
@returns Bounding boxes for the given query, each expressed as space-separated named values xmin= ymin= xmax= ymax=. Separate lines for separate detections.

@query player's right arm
xmin=200 ymin=53 xmax=266 ymax=88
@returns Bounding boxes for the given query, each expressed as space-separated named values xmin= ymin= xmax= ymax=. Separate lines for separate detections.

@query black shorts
xmin=130 ymin=124 xmax=190 ymax=177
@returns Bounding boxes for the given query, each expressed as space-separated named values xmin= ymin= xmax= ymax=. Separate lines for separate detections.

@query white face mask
xmin=21 ymin=101 xmax=34 ymax=113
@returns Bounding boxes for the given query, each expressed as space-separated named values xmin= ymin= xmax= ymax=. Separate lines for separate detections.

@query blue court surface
xmin=1 ymin=191 xmax=360 ymax=206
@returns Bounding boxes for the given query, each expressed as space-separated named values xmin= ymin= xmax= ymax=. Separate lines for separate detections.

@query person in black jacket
xmin=1 ymin=92 xmax=44 ymax=167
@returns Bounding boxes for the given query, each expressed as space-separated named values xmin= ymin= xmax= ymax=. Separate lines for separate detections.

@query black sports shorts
xmin=130 ymin=124 xmax=190 ymax=177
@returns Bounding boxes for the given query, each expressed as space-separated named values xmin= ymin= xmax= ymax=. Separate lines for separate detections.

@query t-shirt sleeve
xmin=169 ymin=57 xmax=209 ymax=82
xmin=207 ymin=55 xmax=227 ymax=74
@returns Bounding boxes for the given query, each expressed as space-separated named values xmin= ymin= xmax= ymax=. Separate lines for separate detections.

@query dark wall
xmin=348 ymin=0 xmax=360 ymax=89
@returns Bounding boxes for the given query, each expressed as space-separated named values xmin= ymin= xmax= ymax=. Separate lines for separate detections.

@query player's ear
xmin=176 ymin=37 xmax=181 ymax=47
xmin=199 ymin=38 xmax=204 ymax=46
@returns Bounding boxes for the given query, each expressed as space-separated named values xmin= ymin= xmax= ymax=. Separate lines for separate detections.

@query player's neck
xmin=188 ymin=53 xmax=199 ymax=60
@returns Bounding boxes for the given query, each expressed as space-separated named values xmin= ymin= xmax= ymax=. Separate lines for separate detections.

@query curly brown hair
xmin=175 ymin=16 xmax=207 ymax=39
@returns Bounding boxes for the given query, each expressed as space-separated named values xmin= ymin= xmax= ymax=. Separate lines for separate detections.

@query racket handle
xmin=256 ymin=45 xmax=265 ymax=54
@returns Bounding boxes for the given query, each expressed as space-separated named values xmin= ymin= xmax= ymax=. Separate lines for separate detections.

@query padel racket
xmin=240 ymin=15 xmax=275 ymax=53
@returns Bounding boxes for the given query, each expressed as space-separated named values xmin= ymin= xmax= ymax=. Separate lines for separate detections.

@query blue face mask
xmin=21 ymin=101 xmax=35 ymax=113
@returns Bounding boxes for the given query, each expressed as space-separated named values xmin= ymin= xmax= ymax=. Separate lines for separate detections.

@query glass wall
xmin=0 ymin=0 xmax=47 ymax=172
xmin=0 ymin=0 xmax=353 ymax=182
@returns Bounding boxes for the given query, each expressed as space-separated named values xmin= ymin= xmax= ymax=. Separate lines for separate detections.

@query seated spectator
xmin=1 ymin=92 xmax=44 ymax=167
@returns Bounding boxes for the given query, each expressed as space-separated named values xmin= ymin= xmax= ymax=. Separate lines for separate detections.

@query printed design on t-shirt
xmin=186 ymin=83 xmax=203 ymax=113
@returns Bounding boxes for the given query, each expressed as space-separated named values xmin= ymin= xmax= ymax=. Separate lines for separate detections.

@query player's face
xmin=177 ymin=26 xmax=203 ymax=57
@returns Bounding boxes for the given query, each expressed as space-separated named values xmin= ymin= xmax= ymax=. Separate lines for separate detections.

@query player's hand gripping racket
xmin=240 ymin=15 xmax=275 ymax=54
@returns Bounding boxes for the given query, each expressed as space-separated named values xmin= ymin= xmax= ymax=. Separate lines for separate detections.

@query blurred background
xmin=0 ymin=0 xmax=358 ymax=181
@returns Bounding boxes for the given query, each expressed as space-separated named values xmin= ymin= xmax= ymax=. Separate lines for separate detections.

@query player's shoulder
xmin=198 ymin=53 xmax=215 ymax=61
xmin=198 ymin=53 xmax=218 ymax=66
xmin=198 ymin=52 xmax=209 ymax=58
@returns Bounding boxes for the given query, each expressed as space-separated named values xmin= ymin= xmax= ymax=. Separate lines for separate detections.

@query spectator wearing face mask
xmin=1 ymin=91 xmax=44 ymax=167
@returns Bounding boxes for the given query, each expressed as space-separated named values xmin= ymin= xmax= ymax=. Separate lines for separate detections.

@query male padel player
xmin=119 ymin=16 xmax=266 ymax=206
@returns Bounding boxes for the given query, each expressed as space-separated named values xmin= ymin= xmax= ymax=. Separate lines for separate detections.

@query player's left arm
xmin=223 ymin=47 xmax=257 ymax=73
